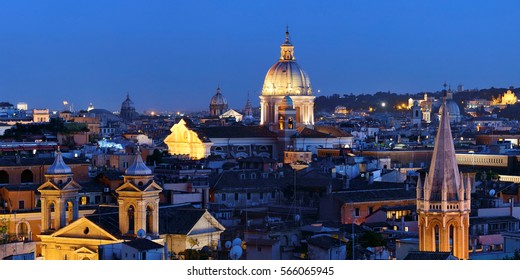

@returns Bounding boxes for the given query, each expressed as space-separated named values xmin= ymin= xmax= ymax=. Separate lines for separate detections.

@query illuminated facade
xmin=416 ymin=98 xmax=471 ymax=260
xmin=260 ymin=29 xmax=315 ymax=130
xmin=492 ymin=89 xmax=518 ymax=107
xmin=37 ymin=150 xmax=163 ymax=260
xmin=163 ymin=118 xmax=213 ymax=159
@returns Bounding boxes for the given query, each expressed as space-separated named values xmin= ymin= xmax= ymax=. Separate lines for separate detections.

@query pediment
xmin=143 ymin=182 xmax=162 ymax=192
xmin=37 ymin=181 xmax=60 ymax=191
xmin=74 ymin=246 xmax=97 ymax=254
xmin=115 ymin=182 xmax=143 ymax=193
xmin=62 ymin=180 xmax=82 ymax=191
xmin=51 ymin=217 xmax=119 ymax=241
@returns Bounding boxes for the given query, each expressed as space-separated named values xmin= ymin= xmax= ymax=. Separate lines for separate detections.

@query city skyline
xmin=1 ymin=1 xmax=520 ymax=113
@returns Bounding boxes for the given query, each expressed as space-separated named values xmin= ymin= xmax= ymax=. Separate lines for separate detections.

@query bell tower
xmin=116 ymin=148 xmax=162 ymax=237
xmin=38 ymin=148 xmax=81 ymax=233
xmin=416 ymin=95 xmax=471 ymax=260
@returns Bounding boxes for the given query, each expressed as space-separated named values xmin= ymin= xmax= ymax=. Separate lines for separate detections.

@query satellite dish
xmin=137 ymin=229 xmax=146 ymax=238
xmin=232 ymin=238 xmax=242 ymax=247
xmin=229 ymin=245 xmax=243 ymax=260
xmin=489 ymin=189 xmax=496 ymax=196
xmin=225 ymin=241 xmax=232 ymax=249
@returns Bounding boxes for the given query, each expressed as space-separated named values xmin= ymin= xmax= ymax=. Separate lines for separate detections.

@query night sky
xmin=1 ymin=1 xmax=520 ymax=113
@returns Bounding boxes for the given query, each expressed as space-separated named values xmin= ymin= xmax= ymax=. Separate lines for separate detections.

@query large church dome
xmin=261 ymin=30 xmax=312 ymax=96
xmin=209 ymin=86 xmax=229 ymax=117
xmin=210 ymin=87 xmax=227 ymax=106
xmin=120 ymin=93 xmax=138 ymax=122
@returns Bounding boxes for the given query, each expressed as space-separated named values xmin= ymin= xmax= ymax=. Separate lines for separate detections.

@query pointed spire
xmin=46 ymin=146 xmax=72 ymax=174
xmin=426 ymin=92 xmax=461 ymax=201
xmin=125 ymin=146 xmax=152 ymax=176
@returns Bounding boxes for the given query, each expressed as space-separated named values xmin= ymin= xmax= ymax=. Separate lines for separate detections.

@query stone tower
xmin=38 ymin=149 xmax=82 ymax=233
xmin=416 ymin=95 xmax=471 ymax=260
xmin=115 ymin=148 xmax=162 ymax=237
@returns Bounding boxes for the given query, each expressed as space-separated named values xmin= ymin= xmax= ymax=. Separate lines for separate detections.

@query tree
xmin=0 ymin=218 xmax=10 ymax=243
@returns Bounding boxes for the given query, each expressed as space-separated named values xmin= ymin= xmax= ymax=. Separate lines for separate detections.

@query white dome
xmin=261 ymin=30 xmax=312 ymax=96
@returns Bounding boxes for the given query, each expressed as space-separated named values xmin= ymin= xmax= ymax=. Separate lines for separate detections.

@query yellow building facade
xmin=163 ymin=119 xmax=212 ymax=160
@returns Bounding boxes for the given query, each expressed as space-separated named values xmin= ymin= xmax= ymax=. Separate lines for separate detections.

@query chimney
xmin=368 ymin=172 xmax=374 ymax=184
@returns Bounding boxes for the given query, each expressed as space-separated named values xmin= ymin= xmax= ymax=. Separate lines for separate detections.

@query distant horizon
xmin=2 ymin=83 xmax=518 ymax=115
xmin=2 ymin=1 xmax=520 ymax=114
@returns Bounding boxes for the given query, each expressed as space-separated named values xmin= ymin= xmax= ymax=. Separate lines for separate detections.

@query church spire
xmin=426 ymin=96 xmax=460 ymax=201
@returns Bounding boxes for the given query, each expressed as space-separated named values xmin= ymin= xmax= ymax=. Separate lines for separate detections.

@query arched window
xmin=146 ymin=205 xmax=153 ymax=234
xmin=449 ymin=225 xmax=455 ymax=253
xmin=288 ymin=117 xmax=293 ymax=129
xmin=434 ymin=225 xmax=440 ymax=252
xmin=21 ymin=170 xmax=33 ymax=183
xmin=66 ymin=201 xmax=74 ymax=225
xmin=0 ymin=171 xmax=9 ymax=184
xmin=128 ymin=205 xmax=135 ymax=234
xmin=47 ymin=202 xmax=55 ymax=230
xmin=17 ymin=222 xmax=29 ymax=240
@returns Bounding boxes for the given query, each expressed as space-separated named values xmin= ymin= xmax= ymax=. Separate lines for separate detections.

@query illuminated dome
xmin=261 ymin=30 xmax=312 ymax=96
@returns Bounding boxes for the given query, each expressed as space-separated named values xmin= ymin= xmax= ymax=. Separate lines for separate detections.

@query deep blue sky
xmin=1 ymin=1 xmax=520 ymax=113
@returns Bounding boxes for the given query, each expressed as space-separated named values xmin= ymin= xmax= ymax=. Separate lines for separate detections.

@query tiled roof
xmin=332 ymin=185 xmax=416 ymax=203
xmin=198 ymin=126 xmax=277 ymax=139
xmin=158 ymin=206 xmax=206 ymax=234
xmin=0 ymin=157 xmax=88 ymax=167
xmin=295 ymin=128 xmax=334 ymax=138
xmin=314 ymin=125 xmax=352 ymax=137
xmin=2 ymin=184 xmax=39 ymax=192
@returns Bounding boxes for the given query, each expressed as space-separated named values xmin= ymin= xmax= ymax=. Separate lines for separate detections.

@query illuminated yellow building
xmin=260 ymin=28 xmax=315 ymax=130
xmin=37 ymin=150 xmax=163 ymax=260
xmin=416 ymin=98 xmax=471 ymax=260
xmin=163 ymin=118 xmax=213 ymax=159
xmin=492 ymin=89 xmax=517 ymax=106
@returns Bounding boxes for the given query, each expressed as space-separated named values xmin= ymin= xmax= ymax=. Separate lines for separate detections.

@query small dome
xmin=445 ymin=99 xmax=460 ymax=116
xmin=210 ymin=87 xmax=227 ymax=105
xmin=46 ymin=150 xmax=72 ymax=174
xmin=125 ymin=150 xmax=152 ymax=176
